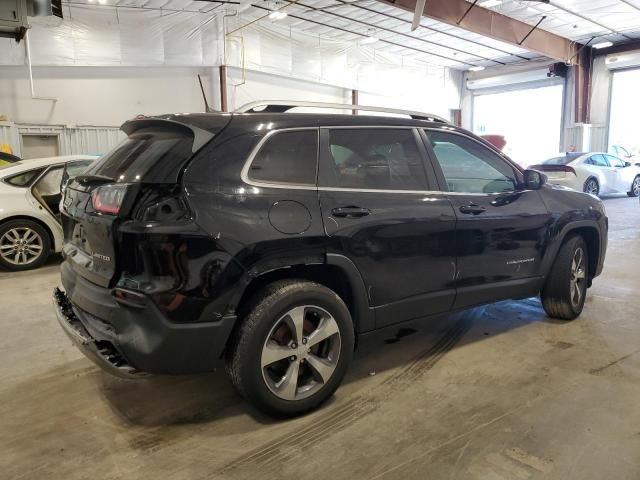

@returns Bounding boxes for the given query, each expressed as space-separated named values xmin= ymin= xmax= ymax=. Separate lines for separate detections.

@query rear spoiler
xmin=121 ymin=118 xmax=215 ymax=153
xmin=530 ymin=164 xmax=577 ymax=174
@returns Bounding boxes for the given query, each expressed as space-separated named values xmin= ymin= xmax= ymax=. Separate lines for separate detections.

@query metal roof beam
xmin=332 ymin=0 xmax=531 ymax=61
xmin=251 ymin=3 xmax=479 ymax=67
xmin=377 ymin=0 xmax=577 ymax=62
xmin=286 ymin=0 xmax=506 ymax=65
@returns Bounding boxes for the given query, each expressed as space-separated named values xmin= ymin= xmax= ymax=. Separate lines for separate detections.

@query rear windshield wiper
xmin=74 ymin=174 xmax=115 ymax=185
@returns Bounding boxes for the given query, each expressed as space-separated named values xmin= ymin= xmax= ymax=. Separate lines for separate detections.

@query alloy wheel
xmin=585 ymin=180 xmax=598 ymax=195
xmin=633 ymin=177 xmax=640 ymax=196
xmin=261 ymin=305 xmax=341 ymax=401
xmin=0 ymin=227 xmax=44 ymax=266
xmin=569 ymin=247 xmax=586 ymax=308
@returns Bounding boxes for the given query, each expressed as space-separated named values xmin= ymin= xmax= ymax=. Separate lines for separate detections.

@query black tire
xmin=583 ymin=177 xmax=599 ymax=196
xmin=627 ymin=175 xmax=640 ymax=197
xmin=226 ymin=279 xmax=354 ymax=418
xmin=541 ymin=235 xmax=588 ymax=320
xmin=0 ymin=219 xmax=51 ymax=271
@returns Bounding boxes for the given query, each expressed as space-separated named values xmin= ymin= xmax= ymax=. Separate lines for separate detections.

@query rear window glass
xmin=544 ymin=153 xmax=583 ymax=165
xmin=3 ymin=168 xmax=44 ymax=187
xmin=248 ymin=130 xmax=318 ymax=185
xmin=84 ymin=128 xmax=194 ymax=182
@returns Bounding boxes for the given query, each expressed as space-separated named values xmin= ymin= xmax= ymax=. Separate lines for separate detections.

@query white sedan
xmin=0 ymin=155 xmax=98 ymax=271
xmin=532 ymin=152 xmax=640 ymax=197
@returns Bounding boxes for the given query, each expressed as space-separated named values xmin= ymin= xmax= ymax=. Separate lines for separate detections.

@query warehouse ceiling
xmin=61 ymin=0 xmax=640 ymax=69
xmin=473 ymin=0 xmax=640 ymax=44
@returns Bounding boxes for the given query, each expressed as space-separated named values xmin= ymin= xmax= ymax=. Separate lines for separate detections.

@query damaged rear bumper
xmin=53 ymin=287 xmax=148 ymax=379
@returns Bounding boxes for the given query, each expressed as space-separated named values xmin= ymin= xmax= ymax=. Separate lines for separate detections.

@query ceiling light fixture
xmin=360 ymin=28 xmax=379 ymax=46
xmin=469 ymin=65 xmax=485 ymax=71
xmin=480 ymin=0 xmax=502 ymax=7
xmin=268 ymin=10 xmax=288 ymax=20
xmin=592 ymin=41 xmax=613 ymax=49
xmin=360 ymin=36 xmax=379 ymax=45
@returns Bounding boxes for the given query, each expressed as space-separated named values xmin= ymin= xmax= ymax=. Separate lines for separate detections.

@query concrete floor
xmin=1 ymin=196 xmax=640 ymax=480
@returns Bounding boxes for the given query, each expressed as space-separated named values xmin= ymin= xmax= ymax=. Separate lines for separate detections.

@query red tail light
xmin=91 ymin=184 xmax=129 ymax=215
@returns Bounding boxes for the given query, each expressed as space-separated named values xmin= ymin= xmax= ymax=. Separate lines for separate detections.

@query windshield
xmin=82 ymin=127 xmax=194 ymax=183
xmin=543 ymin=153 xmax=583 ymax=165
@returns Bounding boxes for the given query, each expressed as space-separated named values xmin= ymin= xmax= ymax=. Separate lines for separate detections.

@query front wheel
xmin=627 ymin=175 xmax=640 ymax=197
xmin=541 ymin=235 xmax=588 ymax=320
xmin=226 ymin=280 xmax=354 ymax=417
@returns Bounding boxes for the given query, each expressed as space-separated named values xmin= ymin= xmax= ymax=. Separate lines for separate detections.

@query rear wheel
xmin=226 ymin=280 xmax=354 ymax=417
xmin=627 ymin=175 xmax=640 ymax=197
xmin=583 ymin=178 xmax=599 ymax=196
xmin=0 ymin=220 xmax=51 ymax=271
xmin=541 ymin=235 xmax=588 ymax=320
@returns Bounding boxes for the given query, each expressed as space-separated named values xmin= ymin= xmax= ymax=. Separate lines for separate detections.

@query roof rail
xmin=236 ymin=101 xmax=451 ymax=124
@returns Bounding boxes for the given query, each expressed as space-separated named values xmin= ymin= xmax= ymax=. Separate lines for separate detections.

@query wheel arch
xmin=543 ymin=222 xmax=602 ymax=285
xmin=232 ymin=255 xmax=374 ymax=337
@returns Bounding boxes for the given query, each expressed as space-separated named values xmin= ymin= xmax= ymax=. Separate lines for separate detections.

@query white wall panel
xmin=226 ymin=67 xmax=348 ymax=112
xmin=0 ymin=66 xmax=212 ymax=125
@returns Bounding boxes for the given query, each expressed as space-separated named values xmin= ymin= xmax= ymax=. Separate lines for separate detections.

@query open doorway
xmin=608 ymin=69 xmax=640 ymax=160
xmin=472 ymin=84 xmax=564 ymax=168
xmin=21 ymin=135 xmax=60 ymax=159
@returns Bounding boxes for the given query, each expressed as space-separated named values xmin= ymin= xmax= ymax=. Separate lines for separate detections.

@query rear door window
xmin=247 ymin=129 xmax=318 ymax=185
xmin=323 ymin=128 xmax=429 ymax=190
xmin=589 ymin=154 xmax=609 ymax=167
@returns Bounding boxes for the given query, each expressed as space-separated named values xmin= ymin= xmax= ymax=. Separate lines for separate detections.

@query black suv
xmin=54 ymin=102 xmax=607 ymax=417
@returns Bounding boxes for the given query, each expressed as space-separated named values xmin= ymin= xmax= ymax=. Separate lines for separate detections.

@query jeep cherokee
xmin=53 ymin=102 xmax=608 ymax=417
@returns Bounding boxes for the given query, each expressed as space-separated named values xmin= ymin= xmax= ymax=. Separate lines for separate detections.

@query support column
xmin=351 ymin=89 xmax=358 ymax=115
xmin=574 ymin=48 xmax=592 ymax=124
xmin=219 ymin=65 xmax=228 ymax=113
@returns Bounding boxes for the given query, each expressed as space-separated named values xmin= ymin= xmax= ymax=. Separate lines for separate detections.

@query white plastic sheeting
xmin=225 ymin=19 xmax=461 ymax=115
xmin=0 ymin=123 xmax=123 ymax=158
xmin=0 ymin=4 xmax=460 ymax=113
xmin=0 ymin=5 xmax=223 ymax=67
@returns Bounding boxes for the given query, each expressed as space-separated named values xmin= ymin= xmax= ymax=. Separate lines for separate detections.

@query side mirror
xmin=523 ymin=169 xmax=546 ymax=190
xmin=625 ymin=161 xmax=632 ymax=167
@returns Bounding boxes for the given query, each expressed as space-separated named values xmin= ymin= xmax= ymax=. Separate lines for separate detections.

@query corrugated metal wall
xmin=0 ymin=123 xmax=123 ymax=158
xmin=64 ymin=127 xmax=124 ymax=156
xmin=0 ymin=123 xmax=21 ymax=154
xmin=563 ymin=124 xmax=609 ymax=152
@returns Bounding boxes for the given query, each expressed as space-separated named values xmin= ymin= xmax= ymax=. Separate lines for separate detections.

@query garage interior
xmin=2 ymin=0 xmax=640 ymax=479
